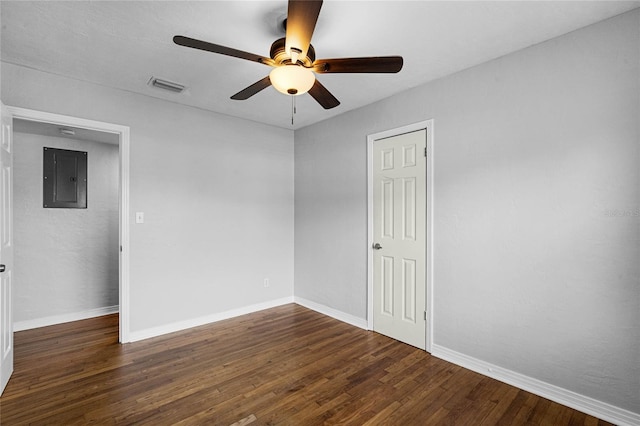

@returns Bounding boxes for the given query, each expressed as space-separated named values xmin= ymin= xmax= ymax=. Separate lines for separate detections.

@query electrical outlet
xmin=264 ymin=278 xmax=270 ymax=288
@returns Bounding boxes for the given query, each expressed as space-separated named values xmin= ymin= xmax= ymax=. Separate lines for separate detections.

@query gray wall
xmin=2 ymin=6 xmax=638 ymax=417
xmin=14 ymin=133 xmax=119 ymax=323
xmin=295 ymin=10 xmax=639 ymax=414
xmin=2 ymin=62 xmax=295 ymax=334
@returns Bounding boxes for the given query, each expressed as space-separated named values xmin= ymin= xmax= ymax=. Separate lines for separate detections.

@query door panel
xmin=0 ymin=103 xmax=14 ymax=395
xmin=402 ymin=177 xmax=416 ymax=240
xmin=373 ymin=129 xmax=426 ymax=349
xmin=382 ymin=178 xmax=394 ymax=238
xmin=402 ymin=258 xmax=416 ymax=322
xmin=381 ymin=255 xmax=394 ymax=315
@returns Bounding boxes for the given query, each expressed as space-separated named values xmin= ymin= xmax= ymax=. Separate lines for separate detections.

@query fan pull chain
xmin=291 ymin=95 xmax=298 ymax=126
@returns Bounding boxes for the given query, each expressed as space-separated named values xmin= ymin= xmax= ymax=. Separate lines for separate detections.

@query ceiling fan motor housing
xmin=270 ymin=37 xmax=315 ymax=67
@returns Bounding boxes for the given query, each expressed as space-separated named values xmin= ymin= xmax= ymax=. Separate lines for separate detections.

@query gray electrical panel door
xmin=43 ymin=147 xmax=87 ymax=208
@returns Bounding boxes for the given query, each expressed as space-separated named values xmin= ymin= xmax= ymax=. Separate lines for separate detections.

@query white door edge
xmin=1 ymin=102 xmax=14 ymax=395
xmin=6 ymin=106 xmax=131 ymax=343
xmin=367 ymin=119 xmax=434 ymax=353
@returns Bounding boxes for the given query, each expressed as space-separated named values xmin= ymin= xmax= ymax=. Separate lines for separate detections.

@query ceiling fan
xmin=173 ymin=0 xmax=403 ymax=110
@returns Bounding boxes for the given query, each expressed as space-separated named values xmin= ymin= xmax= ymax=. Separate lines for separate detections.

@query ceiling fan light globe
xmin=270 ymin=65 xmax=315 ymax=96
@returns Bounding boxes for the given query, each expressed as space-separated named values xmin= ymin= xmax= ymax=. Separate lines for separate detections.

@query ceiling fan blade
xmin=174 ymin=35 xmax=275 ymax=66
xmin=313 ymin=57 xmax=403 ymax=74
xmin=230 ymin=76 xmax=272 ymax=100
xmin=285 ymin=0 xmax=323 ymax=61
xmin=308 ymin=79 xmax=340 ymax=110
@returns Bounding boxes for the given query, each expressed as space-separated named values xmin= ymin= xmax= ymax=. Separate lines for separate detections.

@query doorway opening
xmin=7 ymin=107 xmax=130 ymax=343
xmin=367 ymin=119 xmax=434 ymax=352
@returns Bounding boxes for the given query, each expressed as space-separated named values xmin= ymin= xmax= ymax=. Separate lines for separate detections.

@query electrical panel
xmin=43 ymin=147 xmax=87 ymax=209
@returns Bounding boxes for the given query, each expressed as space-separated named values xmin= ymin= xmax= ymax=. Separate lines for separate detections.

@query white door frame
xmin=367 ymin=119 xmax=434 ymax=352
xmin=6 ymin=106 xmax=131 ymax=343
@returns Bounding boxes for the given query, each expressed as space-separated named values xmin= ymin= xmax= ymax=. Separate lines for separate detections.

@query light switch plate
xmin=136 ymin=212 xmax=144 ymax=224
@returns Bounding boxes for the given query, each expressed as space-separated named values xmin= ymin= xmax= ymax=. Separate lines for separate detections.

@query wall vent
xmin=148 ymin=77 xmax=185 ymax=93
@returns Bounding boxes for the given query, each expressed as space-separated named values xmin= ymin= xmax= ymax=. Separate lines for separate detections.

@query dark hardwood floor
xmin=0 ymin=304 xmax=613 ymax=425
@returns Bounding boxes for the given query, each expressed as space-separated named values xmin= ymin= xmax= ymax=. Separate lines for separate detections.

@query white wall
xmin=295 ymin=9 xmax=639 ymax=416
xmin=1 ymin=62 xmax=295 ymax=335
xmin=13 ymin=132 xmax=119 ymax=325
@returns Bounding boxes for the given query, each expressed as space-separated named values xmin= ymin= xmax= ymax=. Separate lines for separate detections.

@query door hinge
xmin=424 ymin=311 xmax=427 ymax=320
xmin=424 ymin=147 xmax=427 ymax=157
xmin=120 ymin=245 xmax=123 ymax=252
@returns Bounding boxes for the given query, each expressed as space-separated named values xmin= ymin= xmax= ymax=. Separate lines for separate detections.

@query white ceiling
xmin=2 ymin=1 xmax=638 ymax=130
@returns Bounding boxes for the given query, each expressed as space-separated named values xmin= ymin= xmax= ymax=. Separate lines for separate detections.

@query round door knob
xmin=372 ymin=243 xmax=383 ymax=250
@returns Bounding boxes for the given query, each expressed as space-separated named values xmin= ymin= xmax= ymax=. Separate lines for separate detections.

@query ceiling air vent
xmin=148 ymin=76 xmax=185 ymax=93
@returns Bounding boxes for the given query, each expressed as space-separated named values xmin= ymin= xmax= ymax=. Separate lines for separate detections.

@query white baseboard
xmin=294 ymin=297 xmax=368 ymax=330
xmin=431 ymin=344 xmax=640 ymax=426
xmin=128 ymin=296 xmax=368 ymax=343
xmin=128 ymin=297 xmax=294 ymax=342
xmin=14 ymin=305 xmax=119 ymax=332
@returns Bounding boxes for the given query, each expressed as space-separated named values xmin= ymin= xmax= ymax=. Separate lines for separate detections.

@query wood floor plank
xmin=0 ymin=304 xmax=615 ymax=425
